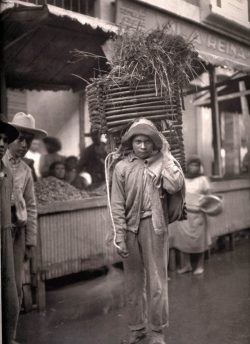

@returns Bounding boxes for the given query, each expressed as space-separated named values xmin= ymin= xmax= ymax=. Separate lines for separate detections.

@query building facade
xmin=4 ymin=0 xmax=250 ymax=177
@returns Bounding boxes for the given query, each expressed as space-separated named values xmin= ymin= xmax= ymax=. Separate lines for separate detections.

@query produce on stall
xmin=35 ymin=176 xmax=90 ymax=204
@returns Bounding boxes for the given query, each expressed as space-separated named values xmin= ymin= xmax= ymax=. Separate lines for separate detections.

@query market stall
xmin=34 ymin=178 xmax=250 ymax=310
xmin=1 ymin=0 xmax=118 ymax=312
xmin=2 ymin=0 xmax=250 ymax=314
xmin=208 ymin=179 xmax=250 ymax=238
xmin=35 ymin=196 xmax=118 ymax=310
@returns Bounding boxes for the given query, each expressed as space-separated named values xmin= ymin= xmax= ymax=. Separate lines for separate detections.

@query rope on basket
xmin=104 ymin=148 xmax=122 ymax=250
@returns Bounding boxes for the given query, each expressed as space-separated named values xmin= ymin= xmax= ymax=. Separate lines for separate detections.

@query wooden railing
xmin=22 ymin=0 xmax=95 ymax=15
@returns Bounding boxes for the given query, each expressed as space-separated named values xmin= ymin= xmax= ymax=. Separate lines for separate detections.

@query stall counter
xmin=35 ymin=196 xmax=119 ymax=310
xmin=34 ymin=178 xmax=250 ymax=310
xmin=208 ymin=178 xmax=250 ymax=237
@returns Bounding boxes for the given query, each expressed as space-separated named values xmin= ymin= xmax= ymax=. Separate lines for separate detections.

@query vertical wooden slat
xmin=239 ymin=80 xmax=250 ymax=178
xmin=36 ymin=219 xmax=46 ymax=311
xmin=38 ymin=204 xmax=119 ymax=279
xmin=0 ymin=69 xmax=8 ymax=120
xmin=209 ymin=65 xmax=222 ymax=176
xmin=94 ymin=0 xmax=101 ymax=18
xmin=85 ymin=0 xmax=89 ymax=14
xmin=79 ymin=91 xmax=86 ymax=152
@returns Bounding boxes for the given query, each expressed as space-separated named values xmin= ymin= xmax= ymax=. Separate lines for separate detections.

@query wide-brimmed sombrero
xmin=9 ymin=112 xmax=47 ymax=139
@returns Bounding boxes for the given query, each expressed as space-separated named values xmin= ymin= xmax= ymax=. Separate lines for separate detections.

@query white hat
xmin=200 ymin=195 xmax=223 ymax=216
xmin=186 ymin=194 xmax=223 ymax=216
xmin=9 ymin=112 xmax=47 ymax=139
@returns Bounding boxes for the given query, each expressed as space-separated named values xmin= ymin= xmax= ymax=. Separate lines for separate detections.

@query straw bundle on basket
xmin=83 ymin=26 xmax=202 ymax=170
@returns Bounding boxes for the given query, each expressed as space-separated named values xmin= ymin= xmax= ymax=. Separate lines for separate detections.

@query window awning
xmin=198 ymin=51 xmax=250 ymax=74
xmin=1 ymin=0 xmax=118 ymax=91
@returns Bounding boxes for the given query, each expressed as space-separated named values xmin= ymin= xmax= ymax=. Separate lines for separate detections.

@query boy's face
xmin=132 ymin=135 xmax=154 ymax=159
xmin=9 ymin=131 xmax=34 ymax=159
xmin=0 ymin=133 xmax=9 ymax=160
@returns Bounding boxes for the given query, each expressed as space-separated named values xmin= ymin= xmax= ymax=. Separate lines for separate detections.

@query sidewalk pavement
xmin=17 ymin=234 xmax=250 ymax=344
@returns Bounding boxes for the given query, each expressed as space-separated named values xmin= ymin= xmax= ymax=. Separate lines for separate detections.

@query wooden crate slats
xmin=86 ymin=79 xmax=186 ymax=170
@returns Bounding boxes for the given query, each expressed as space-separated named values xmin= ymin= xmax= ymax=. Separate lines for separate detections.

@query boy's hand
xmin=105 ymin=230 xmax=114 ymax=246
xmin=116 ymin=241 xmax=129 ymax=258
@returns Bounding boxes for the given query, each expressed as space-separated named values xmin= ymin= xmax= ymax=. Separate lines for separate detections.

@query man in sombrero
xmin=3 ymin=112 xmax=47 ymax=341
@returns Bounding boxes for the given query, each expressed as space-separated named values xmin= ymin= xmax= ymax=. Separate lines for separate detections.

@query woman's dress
xmin=170 ymin=175 xmax=211 ymax=253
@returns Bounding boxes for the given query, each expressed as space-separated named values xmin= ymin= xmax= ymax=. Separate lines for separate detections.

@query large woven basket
xmin=86 ymin=79 xmax=186 ymax=170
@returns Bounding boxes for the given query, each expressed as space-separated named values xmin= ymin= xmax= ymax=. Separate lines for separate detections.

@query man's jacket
xmin=3 ymin=150 xmax=37 ymax=246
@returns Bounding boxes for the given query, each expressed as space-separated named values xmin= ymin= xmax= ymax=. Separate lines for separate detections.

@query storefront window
xmin=221 ymin=111 xmax=250 ymax=176
xmin=190 ymin=68 xmax=250 ymax=178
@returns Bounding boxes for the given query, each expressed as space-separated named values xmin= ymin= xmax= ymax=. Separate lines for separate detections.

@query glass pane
xmin=220 ymin=79 xmax=250 ymax=177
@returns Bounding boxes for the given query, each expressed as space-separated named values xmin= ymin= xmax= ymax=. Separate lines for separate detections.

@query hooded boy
xmin=110 ymin=118 xmax=185 ymax=344
xmin=0 ymin=120 xmax=20 ymax=344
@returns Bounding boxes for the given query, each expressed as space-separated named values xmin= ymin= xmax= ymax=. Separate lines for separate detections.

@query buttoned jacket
xmin=111 ymin=152 xmax=184 ymax=243
xmin=3 ymin=150 xmax=37 ymax=246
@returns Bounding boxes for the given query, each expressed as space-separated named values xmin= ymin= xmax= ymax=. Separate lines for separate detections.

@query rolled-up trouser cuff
xmin=129 ymin=324 xmax=146 ymax=331
xmin=151 ymin=322 xmax=168 ymax=332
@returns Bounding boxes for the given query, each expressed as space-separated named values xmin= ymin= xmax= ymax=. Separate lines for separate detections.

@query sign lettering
xmin=116 ymin=0 xmax=250 ymax=70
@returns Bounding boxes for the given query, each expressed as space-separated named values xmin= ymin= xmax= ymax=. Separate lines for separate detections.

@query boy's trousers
xmin=123 ymin=217 xmax=169 ymax=331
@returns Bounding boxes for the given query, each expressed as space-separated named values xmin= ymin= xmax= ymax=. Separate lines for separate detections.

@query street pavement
xmin=17 ymin=233 xmax=250 ymax=344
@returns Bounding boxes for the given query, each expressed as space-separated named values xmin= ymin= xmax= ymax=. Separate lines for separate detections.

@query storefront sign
xmin=116 ymin=0 xmax=250 ymax=71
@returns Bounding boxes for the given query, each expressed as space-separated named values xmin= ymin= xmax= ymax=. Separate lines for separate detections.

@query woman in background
xmin=40 ymin=136 xmax=65 ymax=178
xmin=26 ymin=138 xmax=42 ymax=178
xmin=64 ymin=156 xmax=89 ymax=190
xmin=48 ymin=161 xmax=66 ymax=180
xmin=173 ymin=156 xmax=211 ymax=275
xmin=78 ymin=129 xmax=107 ymax=189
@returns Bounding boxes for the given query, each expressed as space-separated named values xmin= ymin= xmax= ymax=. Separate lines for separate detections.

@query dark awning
xmin=1 ymin=1 xmax=118 ymax=91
